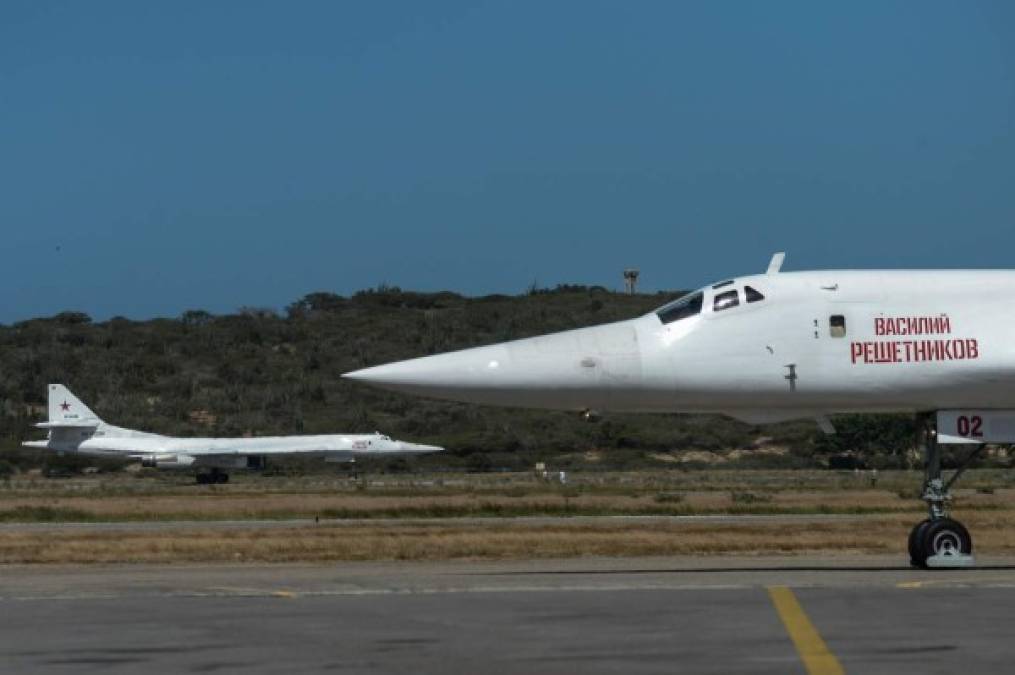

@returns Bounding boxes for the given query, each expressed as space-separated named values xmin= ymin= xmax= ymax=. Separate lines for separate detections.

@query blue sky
xmin=2 ymin=1 xmax=1013 ymax=322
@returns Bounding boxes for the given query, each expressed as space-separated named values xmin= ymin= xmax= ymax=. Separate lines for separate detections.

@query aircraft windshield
xmin=713 ymin=290 xmax=739 ymax=312
xmin=655 ymin=292 xmax=703 ymax=325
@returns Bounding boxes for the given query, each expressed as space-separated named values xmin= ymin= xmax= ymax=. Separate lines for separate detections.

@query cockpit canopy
xmin=654 ymin=281 xmax=766 ymax=325
xmin=655 ymin=292 xmax=703 ymax=324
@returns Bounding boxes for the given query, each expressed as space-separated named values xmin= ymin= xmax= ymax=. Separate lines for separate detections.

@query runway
xmin=3 ymin=556 xmax=1015 ymax=674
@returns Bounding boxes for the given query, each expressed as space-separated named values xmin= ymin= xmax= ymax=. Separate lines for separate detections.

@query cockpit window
xmin=745 ymin=286 xmax=765 ymax=303
xmin=713 ymin=290 xmax=739 ymax=312
xmin=656 ymin=292 xmax=703 ymax=324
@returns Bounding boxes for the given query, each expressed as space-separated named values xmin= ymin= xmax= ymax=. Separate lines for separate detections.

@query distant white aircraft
xmin=346 ymin=253 xmax=1008 ymax=568
xmin=23 ymin=384 xmax=442 ymax=484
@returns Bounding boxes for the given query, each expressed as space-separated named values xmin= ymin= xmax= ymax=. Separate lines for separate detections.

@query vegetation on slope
xmin=0 ymin=286 xmax=948 ymax=474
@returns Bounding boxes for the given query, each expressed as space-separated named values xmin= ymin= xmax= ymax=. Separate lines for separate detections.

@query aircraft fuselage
xmin=345 ymin=270 xmax=1015 ymax=423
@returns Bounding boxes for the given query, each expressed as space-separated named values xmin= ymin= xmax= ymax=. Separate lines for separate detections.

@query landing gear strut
xmin=908 ymin=414 xmax=979 ymax=568
xmin=196 ymin=468 xmax=229 ymax=485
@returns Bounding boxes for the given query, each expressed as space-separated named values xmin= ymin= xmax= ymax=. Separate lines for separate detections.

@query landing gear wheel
xmin=908 ymin=519 xmax=933 ymax=567
xmin=912 ymin=518 xmax=972 ymax=569
xmin=216 ymin=472 xmax=229 ymax=484
xmin=908 ymin=414 xmax=978 ymax=568
xmin=196 ymin=473 xmax=210 ymax=485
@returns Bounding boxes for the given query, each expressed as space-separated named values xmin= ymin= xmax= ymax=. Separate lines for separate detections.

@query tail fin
xmin=47 ymin=384 xmax=103 ymax=425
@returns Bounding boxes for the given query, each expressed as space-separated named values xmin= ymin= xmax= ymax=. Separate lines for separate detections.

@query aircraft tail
xmin=46 ymin=384 xmax=103 ymax=426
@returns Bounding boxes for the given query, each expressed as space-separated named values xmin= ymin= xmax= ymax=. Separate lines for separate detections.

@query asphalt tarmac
xmin=3 ymin=555 xmax=1015 ymax=674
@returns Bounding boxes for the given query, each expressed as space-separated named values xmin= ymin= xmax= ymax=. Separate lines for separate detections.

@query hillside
xmin=0 ymin=286 xmax=920 ymax=473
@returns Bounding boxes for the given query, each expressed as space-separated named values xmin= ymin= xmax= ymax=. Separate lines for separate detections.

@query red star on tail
xmin=60 ymin=401 xmax=71 ymax=411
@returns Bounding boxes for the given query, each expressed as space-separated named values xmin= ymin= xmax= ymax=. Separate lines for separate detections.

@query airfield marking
xmin=896 ymin=576 xmax=1015 ymax=590
xmin=768 ymin=586 xmax=845 ymax=675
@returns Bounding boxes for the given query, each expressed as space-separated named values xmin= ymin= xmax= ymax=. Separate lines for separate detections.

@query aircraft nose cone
xmin=343 ymin=319 xmax=643 ymax=410
xmin=343 ymin=343 xmax=509 ymax=395
xmin=401 ymin=442 xmax=444 ymax=455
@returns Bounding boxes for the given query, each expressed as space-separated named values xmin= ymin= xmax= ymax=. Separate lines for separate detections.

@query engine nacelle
xmin=139 ymin=454 xmax=196 ymax=469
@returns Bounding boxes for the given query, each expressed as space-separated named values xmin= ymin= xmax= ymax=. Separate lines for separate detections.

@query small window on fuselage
xmin=830 ymin=315 xmax=846 ymax=338
xmin=656 ymin=292 xmax=703 ymax=324
xmin=745 ymin=286 xmax=765 ymax=303
xmin=713 ymin=290 xmax=739 ymax=312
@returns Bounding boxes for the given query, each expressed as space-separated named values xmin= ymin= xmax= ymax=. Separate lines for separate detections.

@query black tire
xmin=916 ymin=519 xmax=972 ymax=568
xmin=196 ymin=473 xmax=210 ymax=485
xmin=908 ymin=519 xmax=933 ymax=567
xmin=217 ymin=473 xmax=229 ymax=484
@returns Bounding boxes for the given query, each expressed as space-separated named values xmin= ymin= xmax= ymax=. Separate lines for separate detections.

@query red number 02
xmin=957 ymin=415 xmax=984 ymax=438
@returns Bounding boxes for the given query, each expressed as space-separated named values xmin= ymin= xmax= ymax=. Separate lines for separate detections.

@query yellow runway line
xmin=767 ymin=586 xmax=845 ymax=675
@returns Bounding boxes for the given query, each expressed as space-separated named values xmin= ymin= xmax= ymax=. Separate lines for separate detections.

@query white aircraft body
xmin=345 ymin=254 xmax=1010 ymax=568
xmin=24 ymin=385 xmax=443 ymax=483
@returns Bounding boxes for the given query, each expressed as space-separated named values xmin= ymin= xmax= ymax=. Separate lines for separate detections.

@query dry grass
xmin=0 ymin=488 xmax=1010 ymax=522
xmin=7 ymin=468 xmax=1015 ymax=499
xmin=1 ymin=470 xmax=1013 ymax=563
xmin=3 ymin=511 xmax=1015 ymax=564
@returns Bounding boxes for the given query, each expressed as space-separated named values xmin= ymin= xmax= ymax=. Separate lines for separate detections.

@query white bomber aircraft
xmin=23 ymin=384 xmax=443 ymax=484
xmin=345 ymin=253 xmax=1011 ymax=568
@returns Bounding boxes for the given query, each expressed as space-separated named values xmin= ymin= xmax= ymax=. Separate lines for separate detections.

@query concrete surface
xmin=2 ymin=555 xmax=1014 ymax=674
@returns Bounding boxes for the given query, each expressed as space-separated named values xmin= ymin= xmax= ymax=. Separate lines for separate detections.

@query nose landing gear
xmin=908 ymin=414 xmax=980 ymax=568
